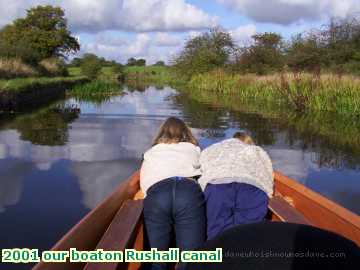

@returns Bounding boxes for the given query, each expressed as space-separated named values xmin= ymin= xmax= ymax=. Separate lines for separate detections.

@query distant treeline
xmin=68 ymin=54 xmax=166 ymax=80
xmin=69 ymin=56 xmax=165 ymax=68
xmin=173 ymin=18 xmax=360 ymax=77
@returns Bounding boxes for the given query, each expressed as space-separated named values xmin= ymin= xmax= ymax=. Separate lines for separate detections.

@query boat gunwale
xmin=274 ymin=171 xmax=360 ymax=229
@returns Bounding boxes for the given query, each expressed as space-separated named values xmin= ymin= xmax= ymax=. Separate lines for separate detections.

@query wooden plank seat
xmin=269 ymin=196 xmax=311 ymax=225
xmin=84 ymin=199 xmax=144 ymax=270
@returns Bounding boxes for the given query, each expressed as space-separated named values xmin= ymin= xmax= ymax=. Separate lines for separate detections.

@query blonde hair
xmin=233 ymin=132 xmax=254 ymax=145
xmin=153 ymin=117 xmax=198 ymax=146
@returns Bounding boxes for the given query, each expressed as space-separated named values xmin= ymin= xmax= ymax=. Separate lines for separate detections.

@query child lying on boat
xmin=199 ymin=132 xmax=274 ymax=239
xmin=139 ymin=117 xmax=206 ymax=270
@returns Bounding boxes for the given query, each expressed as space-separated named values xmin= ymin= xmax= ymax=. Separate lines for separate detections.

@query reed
xmin=70 ymin=80 xmax=123 ymax=103
xmin=188 ymin=70 xmax=360 ymax=115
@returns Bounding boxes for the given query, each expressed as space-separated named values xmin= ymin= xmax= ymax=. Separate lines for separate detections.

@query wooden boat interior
xmin=33 ymin=171 xmax=360 ymax=270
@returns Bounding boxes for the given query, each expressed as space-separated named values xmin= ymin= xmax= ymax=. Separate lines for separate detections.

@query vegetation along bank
xmin=120 ymin=17 xmax=360 ymax=116
xmin=0 ymin=76 xmax=88 ymax=112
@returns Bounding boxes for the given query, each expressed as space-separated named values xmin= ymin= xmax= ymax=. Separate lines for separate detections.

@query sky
xmin=1 ymin=0 xmax=360 ymax=64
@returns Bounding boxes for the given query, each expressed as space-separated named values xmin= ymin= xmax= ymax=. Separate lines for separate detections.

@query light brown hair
xmin=233 ymin=131 xmax=254 ymax=145
xmin=153 ymin=117 xmax=198 ymax=146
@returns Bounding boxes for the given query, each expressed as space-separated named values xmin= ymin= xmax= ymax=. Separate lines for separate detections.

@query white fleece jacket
xmin=140 ymin=142 xmax=201 ymax=196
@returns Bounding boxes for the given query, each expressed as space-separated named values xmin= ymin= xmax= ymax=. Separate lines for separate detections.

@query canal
xmin=0 ymin=85 xmax=359 ymax=267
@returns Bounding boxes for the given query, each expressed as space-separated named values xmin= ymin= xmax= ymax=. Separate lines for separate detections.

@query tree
xmin=80 ymin=54 xmax=102 ymax=79
xmin=286 ymin=33 xmax=325 ymax=72
xmin=154 ymin=61 xmax=165 ymax=66
xmin=235 ymin=32 xmax=284 ymax=74
xmin=127 ymin=57 xmax=137 ymax=66
xmin=69 ymin=57 xmax=82 ymax=67
xmin=0 ymin=5 xmax=79 ymax=63
xmin=173 ymin=28 xmax=235 ymax=78
xmin=322 ymin=18 xmax=360 ymax=73
xmin=127 ymin=57 xmax=146 ymax=66
xmin=284 ymin=18 xmax=360 ymax=73
xmin=136 ymin=59 xmax=146 ymax=66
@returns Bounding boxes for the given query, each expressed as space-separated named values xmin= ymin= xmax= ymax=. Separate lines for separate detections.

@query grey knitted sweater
xmin=199 ymin=139 xmax=274 ymax=197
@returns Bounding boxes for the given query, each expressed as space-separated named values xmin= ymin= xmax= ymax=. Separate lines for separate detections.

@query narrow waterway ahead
xmin=0 ymin=86 xmax=359 ymax=260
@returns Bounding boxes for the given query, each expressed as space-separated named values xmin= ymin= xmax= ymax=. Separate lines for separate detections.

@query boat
xmin=33 ymin=171 xmax=360 ymax=270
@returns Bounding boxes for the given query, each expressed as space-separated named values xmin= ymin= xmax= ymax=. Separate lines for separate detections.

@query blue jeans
xmin=143 ymin=177 xmax=206 ymax=270
xmin=205 ymin=182 xmax=268 ymax=240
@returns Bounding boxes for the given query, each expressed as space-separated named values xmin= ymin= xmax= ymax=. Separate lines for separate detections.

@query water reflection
xmin=0 ymin=85 xmax=360 ymax=252
xmin=2 ymin=106 xmax=80 ymax=146
xmin=0 ymin=159 xmax=31 ymax=213
xmin=0 ymin=117 xmax=163 ymax=212
xmin=71 ymin=160 xmax=139 ymax=209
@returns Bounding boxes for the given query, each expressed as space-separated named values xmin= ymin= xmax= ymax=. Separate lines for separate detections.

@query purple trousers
xmin=204 ymin=182 xmax=268 ymax=240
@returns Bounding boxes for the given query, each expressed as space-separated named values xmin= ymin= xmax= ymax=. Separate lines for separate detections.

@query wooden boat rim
xmin=274 ymin=171 xmax=360 ymax=228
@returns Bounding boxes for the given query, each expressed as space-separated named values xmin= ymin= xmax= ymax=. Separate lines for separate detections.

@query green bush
xmin=80 ymin=56 xmax=101 ymax=79
xmin=111 ymin=63 xmax=125 ymax=82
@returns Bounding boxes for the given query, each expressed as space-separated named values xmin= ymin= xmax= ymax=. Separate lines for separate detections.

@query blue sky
xmin=1 ymin=0 xmax=359 ymax=64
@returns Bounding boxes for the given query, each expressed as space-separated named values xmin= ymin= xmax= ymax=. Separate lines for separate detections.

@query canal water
xmin=0 ymin=86 xmax=359 ymax=266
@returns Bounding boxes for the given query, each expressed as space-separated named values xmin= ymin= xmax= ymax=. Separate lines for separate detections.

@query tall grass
xmin=39 ymin=58 xmax=68 ymax=77
xmin=0 ymin=58 xmax=38 ymax=79
xmin=70 ymin=80 xmax=123 ymax=103
xmin=188 ymin=69 xmax=360 ymax=115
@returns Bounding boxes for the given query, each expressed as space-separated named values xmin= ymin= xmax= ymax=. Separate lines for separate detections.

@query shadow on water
xmin=0 ymin=85 xmax=359 ymax=260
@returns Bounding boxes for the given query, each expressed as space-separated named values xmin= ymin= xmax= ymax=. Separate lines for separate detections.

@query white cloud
xmin=229 ymin=24 xmax=256 ymax=46
xmin=80 ymin=32 xmax=184 ymax=64
xmin=0 ymin=0 xmax=217 ymax=33
xmin=188 ymin=30 xmax=203 ymax=38
xmin=124 ymin=34 xmax=151 ymax=56
xmin=154 ymin=33 xmax=182 ymax=47
xmin=81 ymin=33 xmax=151 ymax=63
xmin=218 ymin=0 xmax=360 ymax=25
xmin=95 ymin=33 xmax=129 ymax=47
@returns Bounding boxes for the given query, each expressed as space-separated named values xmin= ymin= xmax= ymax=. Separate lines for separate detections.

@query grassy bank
xmin=0 ymin=76 xmax=87 ymax=92
xmin=69 ymin=65 xmax=174 ymax=82
xmin=68 ymin=66 xmax=120 ymax=81
xmin=188 ymin=70 xmax=360 ymax=115
xmin=115 ymin=65 xmax=360 ymax=116
xmin=123 ymin=66 xmax=184 ymax=89
xmin=0 ymin=76 xmax=88 ymax=111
